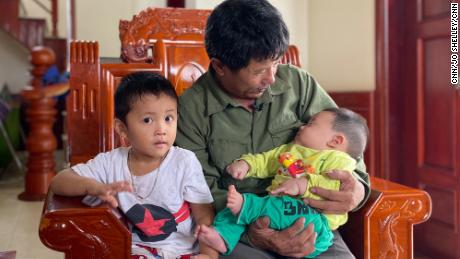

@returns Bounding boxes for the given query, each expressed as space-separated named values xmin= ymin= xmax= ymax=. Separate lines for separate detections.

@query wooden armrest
xmin=39 ymin=190 xmax=131 ymax=259
xmin=39 ymin=177 xmax=431 ymax=259
xmin=341 ymin=176 xmax=432 ymax=259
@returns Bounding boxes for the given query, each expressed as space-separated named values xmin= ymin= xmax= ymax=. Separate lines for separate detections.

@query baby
xmin=196 ymin=107 xmax=368 ymax=258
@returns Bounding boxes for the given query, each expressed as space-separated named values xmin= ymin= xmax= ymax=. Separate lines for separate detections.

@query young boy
xmin=50 ymin=72 xmax=217 ymax=259
xmin=196 ymin=108 xmax=369 ymax=258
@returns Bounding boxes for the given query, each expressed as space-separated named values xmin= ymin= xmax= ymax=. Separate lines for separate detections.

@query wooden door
xmin=400 ymin=1 xmax=460 ymax=258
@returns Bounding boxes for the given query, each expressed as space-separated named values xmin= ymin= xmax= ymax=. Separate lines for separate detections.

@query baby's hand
xmin=226 ymin=160 xmax=249 ymax=180
xmin=86 ymin=181 xmax=132 ymax=208
xmin=271 ymin=178 xmax=308 ymax=197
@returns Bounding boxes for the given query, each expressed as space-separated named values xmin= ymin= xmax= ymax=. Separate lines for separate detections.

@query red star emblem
xmin=135 ymin=209 xmax=169 ymax=236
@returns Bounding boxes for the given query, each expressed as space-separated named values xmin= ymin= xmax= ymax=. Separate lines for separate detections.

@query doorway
xmin=377 ymin=0 xmax=460 ymax=258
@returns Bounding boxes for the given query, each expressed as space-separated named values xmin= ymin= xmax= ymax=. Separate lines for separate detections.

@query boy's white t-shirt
xmin=72 ymin=146 xmax=213 ymax=255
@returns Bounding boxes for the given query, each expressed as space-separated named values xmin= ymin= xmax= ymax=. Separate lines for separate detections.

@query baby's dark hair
xmin=115 ymin=72 xmax=178 ymax=124
xmin=323 ymin=107 xmax=369 ymax=159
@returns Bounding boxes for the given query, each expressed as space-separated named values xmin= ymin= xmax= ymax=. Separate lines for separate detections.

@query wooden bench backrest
xmin=67 ymin=8 xmax=301 ymax=165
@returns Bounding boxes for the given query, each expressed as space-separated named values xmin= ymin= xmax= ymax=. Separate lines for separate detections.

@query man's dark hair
xmin=323 ymin=107 xmax=369 ymax=159
xmin=115 ymin=72 xmax=178 ymax=124
xmin=205 ymin=0 xmax=289 ymax=71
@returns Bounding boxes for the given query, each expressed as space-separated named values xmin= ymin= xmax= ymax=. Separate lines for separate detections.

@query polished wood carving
xmin=67 ymin=41 xmax=101 ymax=164
xmin=119 ymin=7 xmax=211 ymax=63
xmin=39 ymin=7 xmax=432 ymax=259
xmin=19 ymin=46 xmax=58 ymax=201
xmin=39 ymin=192 xmax=131 ymax=259
xmin=376 ymin=197 xmax=429 ymax=258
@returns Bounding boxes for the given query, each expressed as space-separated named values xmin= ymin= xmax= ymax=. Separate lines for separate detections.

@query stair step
xmin=1 ymin=0 xmax=68 ymax=71
xmin=19 ymin=18 xmax=46 ymax=49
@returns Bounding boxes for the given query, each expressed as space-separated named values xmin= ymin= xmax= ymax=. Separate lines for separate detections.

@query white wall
xmin=188 ymin=0 xmax=375 ymax=91
xmin=75 ymin=0 xmax=166 ymax=57
xmin=19 ymin=0 xmax=67 ymax=38
xmin=270 ymin=1 xmax=309 ymax=69
xmin=187 ymin=0 xmax=309 ymax=68
xmin=308 ymin=0 xmax=375 ymax=91
xmin=5 ymin=0 xmax=375 ymax=92
xmin=18 ymin=0 xmax=166 ymax=43
xmin=0 ymin=30 xmax=30 ymax=93
xmin=69 ymin=0 xmax=311 ymax=64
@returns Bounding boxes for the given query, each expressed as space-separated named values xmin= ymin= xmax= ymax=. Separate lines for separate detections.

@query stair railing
xmin=21 ymin=0 xmax=58 ymax=37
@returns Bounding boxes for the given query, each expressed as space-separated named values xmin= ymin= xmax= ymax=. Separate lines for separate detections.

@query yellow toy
xmin=277 ymin=152 xmax=315 ymax=178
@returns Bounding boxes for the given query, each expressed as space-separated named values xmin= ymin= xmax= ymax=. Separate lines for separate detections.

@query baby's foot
xmin=227 ymin=185 xmax=243 ymax=215
xmin=196 ymin=225 xmax=227 ymax=253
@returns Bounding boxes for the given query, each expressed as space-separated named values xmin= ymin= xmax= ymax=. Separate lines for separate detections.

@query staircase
xmin=0 ymin=0 xmax=67 ymax=71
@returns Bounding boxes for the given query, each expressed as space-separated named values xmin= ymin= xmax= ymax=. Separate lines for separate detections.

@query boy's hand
xmin=86 ymin=180 xmax=132 ymax=208
xmin=271 ymin=178 xmax=308 ymax=197
xmin=226 ymin=160 xmax=250 ymax=180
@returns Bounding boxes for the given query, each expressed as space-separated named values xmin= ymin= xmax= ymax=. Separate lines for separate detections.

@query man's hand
xmin=248 ymin=217 xmax=316 ymax=257
xmin=304 ymin=169 xmax=364 ymax=214
xmin=226 ymin=160 xmax=250 ymax=180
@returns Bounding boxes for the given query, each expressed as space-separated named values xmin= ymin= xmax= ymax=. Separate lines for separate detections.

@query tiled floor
xmin=0 ymin=156 xmax=63 ymax=259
